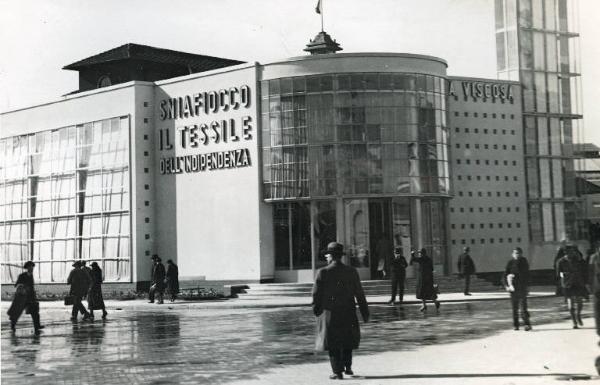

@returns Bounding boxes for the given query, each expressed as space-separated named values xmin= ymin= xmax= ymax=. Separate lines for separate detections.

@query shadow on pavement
xmin=360 ymin=373 xmax=590 ymax=379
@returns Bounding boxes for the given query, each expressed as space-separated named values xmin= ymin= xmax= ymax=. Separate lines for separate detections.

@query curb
xmin=2 ymin=292 xmax=557 ymax=311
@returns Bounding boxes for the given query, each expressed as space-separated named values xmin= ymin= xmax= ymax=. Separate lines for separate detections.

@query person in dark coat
xmin=558 ymin=248 xmax=588 ymax=328
xmin=312 ymin=242 xmax=369 ymax=380
xmin=387 ymin=247 xmax=408 ymax=305
xmin=87 ymin=262 xmax=108 ymax=319
xmin=457 ymin=247 xmax=476 ymax=295
xmin=149 ymin=255 xmax=166 ymax=304
xmin=554 ymin=241 xmax=583 ymax=296
xmin=67 ymin=261 xmax=92 ymax=321
xmin=504 ymin=247 xmax=531 ymax=331
xmin=410 ymin=248 xmax=440 ymax=311
xmin=554 ymin=242 xmax=567 ymax=295
xmin=7 ymin=261 xmax=43 ymax=334
xmin=589 ymin=246 xmax=600 ymax=374
xmin=166 ymin=260 xmax=179 ymax=302
xmin=81 ymin=260 xmax=92 ymax=293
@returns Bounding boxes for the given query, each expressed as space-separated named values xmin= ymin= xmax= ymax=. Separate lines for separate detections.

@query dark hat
xmin=151 ymin=254 xmax=159 ymax=260
xmin=23 ymin=261 xmax=35 ymax=269
xmin=513 ymin=247 xmax=523 ymax=254
xmin=81 ymin=260 xmax=87 ymax=265
xmin=90 ymin=262 xmax=99 ymax=268
xmin=326 ymin=242 xmax=344 ymax=258
xmin=72 ymin=260 xmax=81 ymax=267
xmin=394 ymin=247 xmax=403 ymax=254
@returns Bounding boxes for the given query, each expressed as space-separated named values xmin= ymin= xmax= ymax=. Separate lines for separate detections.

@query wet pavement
xmin=1 ymin=297 xmax=594 ymax=385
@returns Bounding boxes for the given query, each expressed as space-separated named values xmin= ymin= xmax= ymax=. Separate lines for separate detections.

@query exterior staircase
xmin=236 ymin=275 xmax=501 ymax=300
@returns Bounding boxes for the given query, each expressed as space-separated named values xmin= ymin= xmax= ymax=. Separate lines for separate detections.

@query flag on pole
xmin=315 ymin=0 xmax=322 ymax=14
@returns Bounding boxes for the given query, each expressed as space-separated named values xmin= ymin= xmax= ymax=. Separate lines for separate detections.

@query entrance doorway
xmin=369 ymin=200 xmax=393 ymax=279
xmin=344 ymin=198 xmax=413 ymax=280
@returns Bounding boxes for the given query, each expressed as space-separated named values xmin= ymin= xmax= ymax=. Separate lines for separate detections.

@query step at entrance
xmin=237 ymin=276 xmax=501 ymax=299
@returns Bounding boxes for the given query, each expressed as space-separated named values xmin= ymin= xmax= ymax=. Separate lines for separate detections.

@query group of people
xmin=312 ymin=241 xmax=600 ymax=380
xmin=148 ymin=255 xmax=179 ymax=304
xmin=384 ymin=247 xmax=440 ymax=311
xmin=67 ymin=260 xmax=108 ymax=321
xmin=8 ymin=255 xmax=180 ymax=333
xmin=7 ymin=259 xmax=108 ymax=334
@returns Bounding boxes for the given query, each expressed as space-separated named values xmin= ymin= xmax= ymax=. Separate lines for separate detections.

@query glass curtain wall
xmin=262 ymin=73 xmax=449 ymax=272
xmin=495 ymin=0 xmax=583 ymax=242
xmin=0 ymin=116 xmax=130 ymax=283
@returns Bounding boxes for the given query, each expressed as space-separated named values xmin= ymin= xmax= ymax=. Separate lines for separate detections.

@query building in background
xmin=446 ymin=77 xmax=529 ymax=271
xmin=494 ymin=0 xmax=586 ymax=264
xmin=1 ymin=41 xmax=452 ymax=288
xmin=1 ymin=1 xmax=589 ymax=289
xmin=574 ymin=143 xmax=600 ymax=247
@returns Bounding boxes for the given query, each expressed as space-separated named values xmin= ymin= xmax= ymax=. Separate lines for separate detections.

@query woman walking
xmin=88 ymin=262 xmax=108 ymax=319
xmin=166 ymin=259 xmax=179 ymax=302
xmin=410 ymin=248 xmax=440 ymax=311
xmin=557 ymin=248 xmax=588 ymax=328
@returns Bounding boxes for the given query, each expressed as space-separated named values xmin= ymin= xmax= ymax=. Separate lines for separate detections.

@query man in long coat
xmin=312 ymin=242 xmax=369 ymax=380
xmin=149 ymin=255 xmax=166 ymax=304
xmin=387 ymin=247 xmax=408 ymax=305
xmin=7 ymin=261 xmax=43 ymax=334
xmin=457 ymin=247 xmax=476 ymax=295
xmin=67 ymin=261 xmax=92 ymax=321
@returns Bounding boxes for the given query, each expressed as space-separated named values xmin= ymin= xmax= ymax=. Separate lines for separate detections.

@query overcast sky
xmin=1 ymin=0 xmax=598 ymax=143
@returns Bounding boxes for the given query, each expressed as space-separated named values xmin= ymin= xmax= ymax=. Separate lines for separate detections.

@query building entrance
xmin=344 ymin=198 xmax=413 ymax=280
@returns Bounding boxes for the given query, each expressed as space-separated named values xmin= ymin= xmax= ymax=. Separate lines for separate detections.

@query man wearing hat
xmin=312 ymin=242 xmax=370 ymax=380
xmin=149 ymin=255 xmax=166 ymax=304
xmin=67 ymin=260 xmax=92 ymax=321
xmin=7 ymin=261 xmax=43 ymax=334
xmin=387 ymin=247 xmax=408 ymax=305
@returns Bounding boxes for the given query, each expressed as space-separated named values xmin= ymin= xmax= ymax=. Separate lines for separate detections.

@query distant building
xmin=494 ymin=0 xmax=586 ymax=262
xmin=447 ymin=77 xmax=528 ymax=271
xmin=574 ymin=143 xmax=600 ymax=246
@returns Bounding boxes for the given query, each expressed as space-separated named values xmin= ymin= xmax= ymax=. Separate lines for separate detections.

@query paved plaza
xmin=1 ymin=294 xmax=598 ymax=384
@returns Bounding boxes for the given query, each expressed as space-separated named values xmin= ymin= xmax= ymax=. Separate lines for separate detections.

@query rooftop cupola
xmin=304 ymin=31 xmax=342 ymax=55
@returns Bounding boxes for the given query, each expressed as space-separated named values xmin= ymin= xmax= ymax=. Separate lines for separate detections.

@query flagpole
xmin=321 ymin=0 xmax=324 ymax=31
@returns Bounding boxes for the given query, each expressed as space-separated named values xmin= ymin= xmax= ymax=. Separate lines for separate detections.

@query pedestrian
xmin=387 ymin=247 xmax=408 ymax=305
xmin=312 ymin=242 xmax=369 ymax=380
xmin=589 ymin=246 xmax=600 ymax=374
xmin=81 ymin=260 xmax=93 ymax=289
xmin=457 ymin=247 xmax=476 ymax=295
xmin=557 ymin=247 xmax=588 ymax=328
xmin=554 ymin=241 xmax=567 ymax=296
xmin=87 ymin=262 xmax=108 ymax=319
xmin=149 ymin=255 xmax=166 ymax=304
xmin=166 ymin=259 xmax=179 ymax=302
xmin=80 ymin=260 xmax=93 ymax=307
xmin=410 ymin=248 xmax=440 ymax=311
xmin=7 ymin=261 xmax=43 ymax=335
xmin=504 ymin=247 xmax=532 ymax=331
xmin=375 ymin=233 xmax=392 ymax=279
xmin=67 ymin=261 xmax=92 ymax=321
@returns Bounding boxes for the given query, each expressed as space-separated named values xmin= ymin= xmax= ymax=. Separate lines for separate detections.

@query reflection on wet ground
xmin=1 ymin=297 xmax=591 ymax=384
